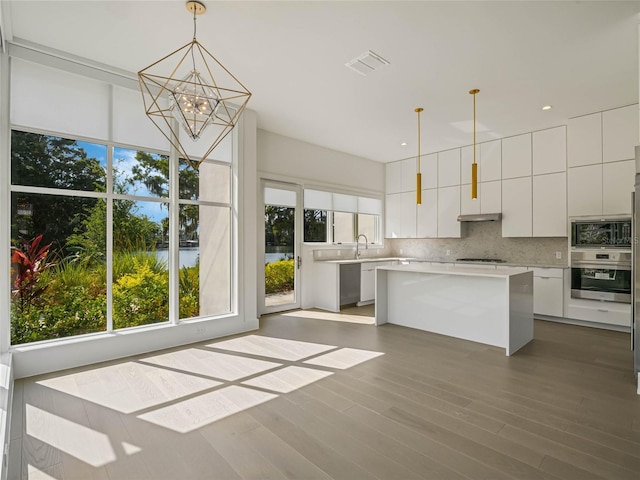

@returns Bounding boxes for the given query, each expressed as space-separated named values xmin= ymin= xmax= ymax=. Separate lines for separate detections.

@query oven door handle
xmin=571 ymin=262 xmax=631 ymax=270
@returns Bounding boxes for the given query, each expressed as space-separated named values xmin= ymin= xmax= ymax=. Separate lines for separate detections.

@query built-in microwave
xmin=571 ymin=218 xmax=632 ymax=249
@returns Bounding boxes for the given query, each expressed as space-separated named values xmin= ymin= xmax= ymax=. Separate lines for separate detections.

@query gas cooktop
xmin=456 ymin=258 xmax=506 ymax=263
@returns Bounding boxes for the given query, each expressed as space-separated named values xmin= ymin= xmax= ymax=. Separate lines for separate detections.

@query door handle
xmin=297 ymin=255 xmax=301 ymax=269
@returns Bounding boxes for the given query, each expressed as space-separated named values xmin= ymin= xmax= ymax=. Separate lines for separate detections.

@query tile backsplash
xmin=387 ymin=221 xmax=568 ymax=266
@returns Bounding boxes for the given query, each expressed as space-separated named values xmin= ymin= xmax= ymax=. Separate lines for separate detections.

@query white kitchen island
xmin=375 ymin=263 xmax=533 ymax=356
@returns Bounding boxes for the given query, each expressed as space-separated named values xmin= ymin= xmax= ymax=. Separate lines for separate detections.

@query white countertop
xmin=378 ymin=262 xmax=530 ymax=278
xmin=320 ymin=257 xmax=413 ymax=265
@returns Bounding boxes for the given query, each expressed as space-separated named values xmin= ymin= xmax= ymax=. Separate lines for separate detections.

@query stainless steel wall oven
xmin=570 ymin=251 xmax=631 ymax=303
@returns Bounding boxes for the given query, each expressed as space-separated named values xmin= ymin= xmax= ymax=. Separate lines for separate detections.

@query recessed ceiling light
xmin=401 ymin=142 xmax=407 ymax=146
xmin=542 ymin=105 xmax=552 ymax=111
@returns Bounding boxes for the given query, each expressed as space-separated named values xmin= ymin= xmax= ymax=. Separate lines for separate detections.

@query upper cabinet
xmin=386 ymin=161 xmax=402 ymax=194
xmin=502 ymin=133 xmax=531 ymax=179
xmin=533 ymin=126 xmax=566 ymax=175
xmin=438 ymin=148 xmax=461 ymax=187
xmin=603 ymin=105 xmax=639 ymax=163
xmin=420 ymin=153 xmax=438 ymax=190
xmin=401 ymin=157 xmax=417 ymax=193
xmin=568 ymin=112 xmax=602 ymax=167
xmin=460 ymin=145 xmax=474 ymax=185
xmin=480 ymin=140 xmax=501 ymax=182
xmin=437 ymin=186 xmax=461 ymax=238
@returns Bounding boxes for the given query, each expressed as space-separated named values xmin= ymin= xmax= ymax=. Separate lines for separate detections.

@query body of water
xmin=152 ymin=247 xmax=199 ymax=269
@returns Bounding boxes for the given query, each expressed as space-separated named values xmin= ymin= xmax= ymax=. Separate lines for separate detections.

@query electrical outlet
xmin=196 ymin=327 xmax=206 ymax=335
xmin=555 ymin=251 xmax=562 ymax=259
xmin=446 ymin=249 xmax=451 ymax=256
xmin=337 ymin=250 xmax=341 ymax=257
xmin=317 ymin=250 xmax=322 ymax=257
xmin=399 ymin=249 xmax=404 ymax=255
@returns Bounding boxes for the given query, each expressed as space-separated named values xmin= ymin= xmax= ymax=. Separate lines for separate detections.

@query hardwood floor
xmin=8 ymin=312 xmax=640 ymax=479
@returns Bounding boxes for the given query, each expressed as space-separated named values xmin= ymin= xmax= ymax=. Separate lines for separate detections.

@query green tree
xmin=265 ymin=206 xmax=295 ymax=248
xmin=10 ymin=130 xmax=105 ymax=255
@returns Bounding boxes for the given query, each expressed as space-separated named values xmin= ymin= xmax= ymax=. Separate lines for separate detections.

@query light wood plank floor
xmin=8 ymin=312 xmax=640 ymax=480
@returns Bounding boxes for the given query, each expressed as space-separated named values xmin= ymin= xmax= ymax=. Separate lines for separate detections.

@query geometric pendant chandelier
xmin=138 ymin=1 xmax=252 ymax=169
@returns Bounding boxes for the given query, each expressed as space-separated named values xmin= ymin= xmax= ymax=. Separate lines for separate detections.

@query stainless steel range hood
xmin=457 ymin=213 xmax=502 ymax=222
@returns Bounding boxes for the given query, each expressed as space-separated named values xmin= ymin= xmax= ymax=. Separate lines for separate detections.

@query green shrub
xmin=179 ymin=265 xmax=200 ymax=319
xmin=265 ymin=259 xmax=294 ymax=294
xmin=112 ymin=258 xmax=169 ymax=328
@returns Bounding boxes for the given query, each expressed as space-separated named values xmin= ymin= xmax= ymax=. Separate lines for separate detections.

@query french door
xmin=260 ymin=180 xmax=302 ymax=314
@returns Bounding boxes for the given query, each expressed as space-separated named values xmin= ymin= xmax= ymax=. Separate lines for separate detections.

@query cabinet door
xmin=568 ymin=113 xmax=602 ymax=167
xmin=460 ymin=182 xmax=480 ymax=215
xmin=400 ymin=191 xmax=417 ymax=238
xmin=502 ymin=133 xmax=531 ymax=179
xmin=460 ymin=145 xmax=474 ymax=184
xmin=533 ymin=172 xmax=566 ymax=237
xmin=533 ymin=277 xmax=563 ymax=317
xmin=480 ymin=140 xmax=502 ymax=182
xmin=360 ymin=266 xmax=375 ymax=302
xmin=603 ymin=104 xmax=639 ymax=163
xmin=437 ymin=186 xmax=461 ymax=238
xmin=420 ymin=153 xmax=438 ymax=189
xmin=417 ymin=189 xmax=438 ymax=237
xmin=603 ymin=159 xmax=635 ymax=216
xmin=502 ymin=177 xmax=532 ymax=237
xmin=386 ymin=162 xmax=402 ymax=194
xmin=438 ymin=148 xmax=461 ymax=187
xmin=480 ymin=181 xmax=501 ymax=214
xmin=401 ymin=158 xmax=417 ymax=193
xmin=533 ymin=126 xmax=566 ymax=175
xmin=385 ymin=193 xmax=402 ymax=238
xmin=567 ymin=164 xmax=602 ymax=217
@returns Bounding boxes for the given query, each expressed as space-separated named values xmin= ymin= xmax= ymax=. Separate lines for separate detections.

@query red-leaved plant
xmin=11 ymin=234 xmax=55 ymax=314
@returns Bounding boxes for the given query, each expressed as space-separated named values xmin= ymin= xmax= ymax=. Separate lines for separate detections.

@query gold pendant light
xmin=138 ymin=1 xmax=252 ymax=170
xmin=415 ymin=107 xmax=424 ymax=205
xmin=469 ymin=89 xmax=479 ymax=200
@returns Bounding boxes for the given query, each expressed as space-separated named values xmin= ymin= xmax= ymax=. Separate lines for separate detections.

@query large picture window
xmin=9 ymin=130 xmax=233 ymax=345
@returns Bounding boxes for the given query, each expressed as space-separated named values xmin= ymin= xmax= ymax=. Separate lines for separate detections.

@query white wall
xmin=257 ymin=129 xmax=385 ymax=192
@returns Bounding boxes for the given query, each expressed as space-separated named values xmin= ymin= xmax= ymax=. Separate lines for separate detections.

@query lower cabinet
xmin=360 ymin=261 xmax=394 ymax=303
xmin=565 ymin=299 xmax=631 ymax=328
xmin=530 ymin=268 xmax=564 ymax=317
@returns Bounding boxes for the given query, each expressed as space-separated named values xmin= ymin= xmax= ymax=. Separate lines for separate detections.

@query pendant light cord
xmin=473 ymin=91 xmax=476 ymax=165
xmin=417 ymin=109 xmax=421 ymax=174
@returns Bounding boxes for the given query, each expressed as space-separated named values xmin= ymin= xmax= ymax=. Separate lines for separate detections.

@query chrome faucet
xmin=356 ymin=234 xmax=368 ymax=259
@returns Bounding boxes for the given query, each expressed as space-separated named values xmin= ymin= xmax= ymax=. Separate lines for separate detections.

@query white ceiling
xmin=3 ymin=1 xmax=640 ymax=163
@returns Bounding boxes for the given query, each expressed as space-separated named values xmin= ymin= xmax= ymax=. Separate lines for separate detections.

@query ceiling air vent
xmin=345 ymin=50 xmax=390 ymax=76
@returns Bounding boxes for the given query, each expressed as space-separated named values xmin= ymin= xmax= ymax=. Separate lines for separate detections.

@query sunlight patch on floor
xmin=210 ymin=335 xmax=336 ymax=361
xmin=304 ymin=348 xmax=385 ymax=369
xmin=242 ymin=366 xmax=333 ymax=393
xmin=26 ymin=404 xmax=117 ymax=467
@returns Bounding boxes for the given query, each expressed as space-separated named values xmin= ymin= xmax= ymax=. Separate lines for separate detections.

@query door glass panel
xmin=264 ymin=187 xmax=297 ymax=308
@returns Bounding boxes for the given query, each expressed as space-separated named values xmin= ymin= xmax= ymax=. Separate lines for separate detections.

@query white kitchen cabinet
xmin=360 ymin=261 xmax=392 ymax=303
xmin=480 ymin=140 xmax=501 ymax=182
xmin=480 ymin=181 xmax=501 ymax=214
xmin=386 ymin=161 xmax=402 ymax=194
xmin=533 ymin=172 xmax=566 ymax=237
xmin=401 ymin=158 xmax=417 ymax=193
xmin=502 ymin=177 xmax=532 ymax=237
xmin=502 ymin=133 xmax=531 ymax=179
xmin=603 ymin=104 xmax=639 ymax=163
xmin=533 ymin=126 xmax=566 ymax=175
xmin=568 ymin=164 xmax=602 ymax=217
xmin=566 ymin=298 xmax=631 ymax=328
xmin=603 ymin=159 xmax=635 ymax=216
xmin=460 ymin=181 xmax=480 ymax=215
xmin=437 ymin=185 xmax=461 ymax=238
xmin=568 ymin=112 xmax=602 ymax=167
xmin=417 ymin=188 xmax=438 ymax=237
xmin=400 ymin=191 xmax=417 ymax=238
xmin=460 ymin=145 xmax=474 ymax=184
xmin=530 ymin=267 xmax=564 ymax=317
xmin=385 ymin=193 xmax=401 ymax=238
xmin=438 ymin=148 xmax=461 ymax=187
xmin=420 ymin=153 xmax=438 ymax=189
